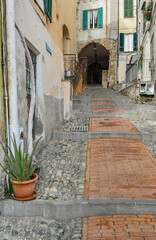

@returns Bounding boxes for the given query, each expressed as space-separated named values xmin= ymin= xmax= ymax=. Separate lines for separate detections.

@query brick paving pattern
xmin=84 ymin=138 xmax=156 ymax=200
xmin=82 ymin=215 xmax=156 ymax=239
xmin=83 ymin=87 xmax=156 ymax=239
xmin=89 ymin=118 xmax=138 ymax=133
xmin=91 ymin=102 xmax=117 ymax=106
xmin=90 ymin=109 xmax=124 ymax=114
xmin=91 ymin=98 xmax=113 ymax=101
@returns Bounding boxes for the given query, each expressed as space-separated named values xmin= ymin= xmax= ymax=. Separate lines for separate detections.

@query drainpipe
xmin=1 ymin=0 xmax=9 ymax=148
xmin=6 ymin=0 xmax=19 ymax=148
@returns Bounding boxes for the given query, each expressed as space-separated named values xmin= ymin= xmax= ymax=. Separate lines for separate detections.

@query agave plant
xmin=0 ymin=134 xmax=42 ymax=182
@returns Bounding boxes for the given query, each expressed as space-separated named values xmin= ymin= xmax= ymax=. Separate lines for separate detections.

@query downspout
xmin=116 ymin=0 xmax=119 ymax=84
xmin=6 ymin=0 xmax=19 ymax=147
xmin=1 ymin=0 xmax=9 ymax=147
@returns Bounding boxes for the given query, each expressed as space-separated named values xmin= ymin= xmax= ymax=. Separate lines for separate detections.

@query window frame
xmin=124 ymin=33 xmax=134 ymax=52
xmin=89 ymin=9 xmax=98 ymax=30
xmin=35 ymin=0 xmax=44 ymax=11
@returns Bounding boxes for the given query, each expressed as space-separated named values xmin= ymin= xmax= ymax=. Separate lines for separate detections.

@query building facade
xmin=77 ymin=0 xmax=118 ymax=88
xmin=138 ymin=0 xmax=156 ymax=91
xmin=0 ymin=0 xmax=5 ymax=195
xmin=14 ymin=0 xmax=76 ymax=144
xmin=118 ymin=0 xmax=137 ymax=85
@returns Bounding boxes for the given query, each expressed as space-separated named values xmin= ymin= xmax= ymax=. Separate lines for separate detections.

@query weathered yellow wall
xmin=61 ymin=0 xmax=77 ymax=54
xmin=62 ymin=81 xmax=71 ymax=102
xmin=119 ymin=0 xmax=137 ymax=34
xmin=31 ymin=0 xmax=77 ymax=54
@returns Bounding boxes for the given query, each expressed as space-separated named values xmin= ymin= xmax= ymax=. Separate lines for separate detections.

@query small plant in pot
xmin=146 ymin=1 xmax=153 ymax=16
xmin=0 ymin=134 xmax=42 ymax=201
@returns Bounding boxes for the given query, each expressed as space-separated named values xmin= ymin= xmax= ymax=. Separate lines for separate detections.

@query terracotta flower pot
xmin=10 ymin=173 xmax=38 ymax=199
xmin=146 ymin=11 xmax=152 ymax=16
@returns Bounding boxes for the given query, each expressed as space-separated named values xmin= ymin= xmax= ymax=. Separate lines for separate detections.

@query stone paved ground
xmin=82 ymin=215 xmax=156 ymax=239
xmin=1 ymin=86 xmax=156 ymax=239
xmin=36 ymin=140 xmax=87 ymax=201
xmin=83 ymin=87 xmax=156 ymax=239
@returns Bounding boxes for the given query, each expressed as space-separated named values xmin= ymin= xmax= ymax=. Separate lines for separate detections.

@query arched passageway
xmin=78 ymin=43 xmax=109 ymax=86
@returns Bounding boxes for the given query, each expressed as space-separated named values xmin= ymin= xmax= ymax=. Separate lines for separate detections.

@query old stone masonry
xmin=1 ymin=86 xmax=156 ymax=239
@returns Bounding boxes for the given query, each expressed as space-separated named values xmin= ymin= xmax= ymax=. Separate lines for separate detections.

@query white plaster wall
xmin=118 ymin=55 xmax=127 ymax=83
xmin=138 ymin=0 xmax=156 ymax=82
xmin=118 ymin=0 xmax=137 ymax=84
xmin=15 ymin=0 xmax=64 ymax=142
xmin=15 ymin=0 xmax=64 ymax=100
xmin=77 ymin=0 xmax=118 ymax=43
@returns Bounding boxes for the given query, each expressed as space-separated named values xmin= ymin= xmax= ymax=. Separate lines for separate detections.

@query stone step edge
xmin=74 ymin=113 xmax=156 ymax=120
xmin=2 ymin=199 xmax=156 ymax=220
xmin=52 ymin=132 xmax=156 ymax=142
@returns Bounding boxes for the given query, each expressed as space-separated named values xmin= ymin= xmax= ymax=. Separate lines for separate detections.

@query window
xmin=44 ymin=0 xmax=52 ymax=22
xmin=35 ymin=0 xmax=44 ymax=11
xmin=89 ymin=10 xmax=98 ymax=29
xmin=124 ymin=34 xmax=133 ymax=52
xmin=82 ymin=7 xmax=103 ymax=30
xmin=120 ymin=33 xmax=137 ymax=52
xmin=124 ymin=0 xmax=133 ymax=18
xmin=26 ymin=50 xmax=37 ymax=100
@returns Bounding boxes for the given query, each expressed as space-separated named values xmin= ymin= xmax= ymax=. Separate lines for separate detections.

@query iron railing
xmin=63 ymin=54 xmax=87 ymax=91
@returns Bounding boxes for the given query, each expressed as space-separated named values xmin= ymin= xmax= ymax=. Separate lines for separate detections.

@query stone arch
xmin=78 ymin=42 xmax=110 ymax=86
xmin=63 ymin=24 xmax=71 ymax=54
xmin=78 ymin=39 xmax=117 ymax=87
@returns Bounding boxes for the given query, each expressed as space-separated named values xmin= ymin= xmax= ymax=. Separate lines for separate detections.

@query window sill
xmin=34 ymin=0 xmax=44 ymax=14
xmin=124 ymin=16 xmax=134 ymax=19
xmin=82 ymin=27 xmax=103 ymax=31
xmin=31 ymin=0 xmax=46 ymax=25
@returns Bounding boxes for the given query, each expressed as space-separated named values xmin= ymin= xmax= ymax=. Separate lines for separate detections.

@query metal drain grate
xmin=70 ymin=126 xmax=88 ymax=132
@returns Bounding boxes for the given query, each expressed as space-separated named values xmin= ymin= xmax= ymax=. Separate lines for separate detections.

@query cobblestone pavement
xmin=36 ymin=140 xmax=87 ymax=201
xmin=0 ymin=216 xmax=82 ymax=240
xmin=1 ymin=86 xmax=156 ymax=239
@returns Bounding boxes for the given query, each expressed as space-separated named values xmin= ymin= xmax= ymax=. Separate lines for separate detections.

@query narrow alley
xmin=1 ymin=0 xmax=156 ymax=239
xmin=1 ymin=86 xmax=156 ymax=239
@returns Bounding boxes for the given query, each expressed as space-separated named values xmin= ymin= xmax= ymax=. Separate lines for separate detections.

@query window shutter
xmin=44 ymin=0 xmax=52 ymax=22
xmin=124 ymin=0 xmax=128 ymax=17
xmin=98 ymin=7 xmax=103 ymax=28
xmin=129 ymin=0 xmax=133 ymax=17
xmin=44 ymin=0 xmax=47 ymax=13
xmin=124 ymin=0 xmax=133 ymax=18
xmin=82 ymin=10 xmax=88 ymax=30
xmin=120 ymin=33 xmax=124 ymax=51
xmin=133 ymin=32 xmax=137 ymax=51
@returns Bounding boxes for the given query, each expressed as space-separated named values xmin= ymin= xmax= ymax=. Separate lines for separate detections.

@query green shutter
xmin=44 ymin=0 xmax=52 ymax=22
xmin=98 ymin=7 xmax=103 ymax=28
xmin=129 ymin=0 xmax=133 ymax=17
xmin=133 ymin=32 xmax=137 ymax=51
xmin=82 ymin=10 xmax=88 ymax=30
xmin=124 ymin=0 xmax=133 ymax=18
xmin=124 ymin=0 xmax=128 ymax=17
xmin=120 ymin=33 xmax=124 ymax=51
xmin=44 ymin=0 xmax=47 ymax=12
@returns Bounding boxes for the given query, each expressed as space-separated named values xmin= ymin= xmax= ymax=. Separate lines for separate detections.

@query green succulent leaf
xmin=0 ymin=134 xmax=42 ymax=182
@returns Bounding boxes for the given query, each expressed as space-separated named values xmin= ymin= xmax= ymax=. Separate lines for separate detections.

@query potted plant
xmin=147 ymin=1 xmax=153 ymax=12
xmin=145 ymin=2 xmax=153 ymax=18
xmin=0 ymin=134 xmax=42 ymax=201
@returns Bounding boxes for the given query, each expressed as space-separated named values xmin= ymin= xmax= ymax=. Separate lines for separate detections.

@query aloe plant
xmin=0 ymin=134 xmax=42 ymax=181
